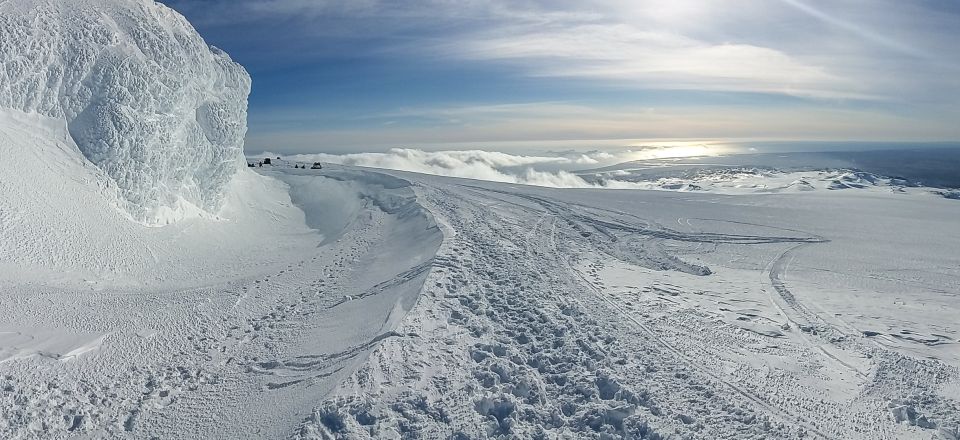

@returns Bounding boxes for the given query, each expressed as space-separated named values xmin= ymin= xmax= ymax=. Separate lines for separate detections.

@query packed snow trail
xmin=302 ymin=181 xmax=823 ymax=438
xmin=304 ymin=174 xmax=960 ymax=440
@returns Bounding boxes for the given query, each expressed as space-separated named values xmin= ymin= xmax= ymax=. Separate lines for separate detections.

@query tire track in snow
xmin=542 ymin=211 xmax=833 ymax=439
xmin=764 ymin=243 xmax=871 ymax=380
xmin=460 ymin=184 xmax=831 ymax=437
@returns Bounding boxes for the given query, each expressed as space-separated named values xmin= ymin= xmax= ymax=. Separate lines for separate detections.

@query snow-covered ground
xmin=3 ymin=115 xmax=960 ymax=438
xmin=2 ymin=0 xmax=959 ymax=438
xmin=295 ymin=167 xmax=960 ymax=440
xmin=0 ymin=109 xmax=442 ymax=438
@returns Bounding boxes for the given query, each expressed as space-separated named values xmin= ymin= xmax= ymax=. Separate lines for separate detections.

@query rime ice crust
xmin=0 ymin=0 xmax=250 ymax=223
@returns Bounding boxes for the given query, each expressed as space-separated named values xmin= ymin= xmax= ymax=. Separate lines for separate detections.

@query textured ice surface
xmin=0 ymin=0 xmax=250 ymax=222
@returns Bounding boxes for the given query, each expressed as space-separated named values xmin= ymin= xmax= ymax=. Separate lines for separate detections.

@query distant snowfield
xmin=579 ymin=161 xmax=960 ymax=198
xmin=3 ymin=109 xmax=959 ymax=437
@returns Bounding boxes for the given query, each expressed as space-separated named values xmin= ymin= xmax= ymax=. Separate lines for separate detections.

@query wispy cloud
xmin=247 ymin=102 xmax=960 ymax=153
xmin=165 ymin=0 xmax=960 ymax=99
xmin=162 ymin=0 xmax=960 ymax=151
xmin=445 ymin=24 xmax=859 ymax=99
xmin=779 ymin=0 xmax=934 ymax=61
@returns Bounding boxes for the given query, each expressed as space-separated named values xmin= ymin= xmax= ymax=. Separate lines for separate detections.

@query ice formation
xmin=0 ymin=0 xmax=250 ymax=222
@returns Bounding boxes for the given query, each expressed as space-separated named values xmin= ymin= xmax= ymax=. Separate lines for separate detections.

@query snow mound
xmin=0 ymin=109 xmax=318 ymax=290
xmin=0 ymin=0 xmax=250 ymax=223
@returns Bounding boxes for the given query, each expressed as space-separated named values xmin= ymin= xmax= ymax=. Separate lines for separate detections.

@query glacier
xmin=0 ymin=0 xmax=250 ymax=222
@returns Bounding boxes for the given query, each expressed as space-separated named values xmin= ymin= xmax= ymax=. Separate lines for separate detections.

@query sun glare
xmin=626 ymin=141 xmax=734 ymax=160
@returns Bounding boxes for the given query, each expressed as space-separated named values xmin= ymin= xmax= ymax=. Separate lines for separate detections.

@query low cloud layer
xmin=255 ymin=148 xmax=683 ymax=189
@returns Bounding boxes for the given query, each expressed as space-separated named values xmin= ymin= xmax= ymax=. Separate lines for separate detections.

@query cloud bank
xmin=255 ymin=148 xmax=685 ymax=189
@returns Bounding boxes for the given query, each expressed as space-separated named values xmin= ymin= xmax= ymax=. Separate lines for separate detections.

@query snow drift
xmin=0 ymin=0 xmax=250 ymax=222
xmin=0 ymin=0 xmax=297 ymax=289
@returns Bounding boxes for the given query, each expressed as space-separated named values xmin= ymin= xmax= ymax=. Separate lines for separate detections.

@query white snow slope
xmin=0 ymin=1 xmax=443 ymax=438
xmin=0 ymin=0 xmax=250 ymax=223
xmin=0 ymin=111 xmax=443 ymax=437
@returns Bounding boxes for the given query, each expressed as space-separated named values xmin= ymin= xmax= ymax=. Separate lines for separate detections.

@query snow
xmin=0 ymin=110 xmax=442 ymax=436
xmin=1 ymin=0 xmax=959 ymax=438
xmin=0 ymin=0 xmax=250 ymax=223
xmin=0 ymin=108 xmax=318 ymax=290
xmin=585 ymin=166 xmax=945 ymax=195
xmin=3 ymin=125 xmax=960 ymax=437
xmin=297 ymin=170 xmax=960 ymax=439
xmin=0 ymin=328 xmax=108 ymax=363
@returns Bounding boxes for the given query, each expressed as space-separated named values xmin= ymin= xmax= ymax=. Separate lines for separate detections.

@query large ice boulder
xmin=0 ymin=0 xmax=250 ymax=223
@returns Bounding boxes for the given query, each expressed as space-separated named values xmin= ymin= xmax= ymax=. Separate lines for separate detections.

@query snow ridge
xmin=0 ymin=0 xmax=250 ymax=222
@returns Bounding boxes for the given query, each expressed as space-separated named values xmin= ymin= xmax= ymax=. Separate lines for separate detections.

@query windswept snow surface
xmin=296 ymin=169 xmax=960 ymax=440
xmin=1 ymin=1 xmax=958 ymax=437
xmin=0 ymin=0 xmax=250 ymax=223
xmin=2 ymin=142 xmax=960 ymax=438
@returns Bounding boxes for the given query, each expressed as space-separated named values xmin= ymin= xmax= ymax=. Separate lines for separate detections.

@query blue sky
xmin=160 ymin=0 xmax=960 ymax=154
